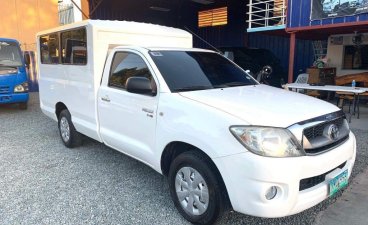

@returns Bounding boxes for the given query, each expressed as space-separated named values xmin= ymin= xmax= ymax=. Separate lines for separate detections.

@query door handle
xmin=142 ymin=108 xmax=154 ymax=114
xmin=101 ymin=96 xmax=110 ymax=102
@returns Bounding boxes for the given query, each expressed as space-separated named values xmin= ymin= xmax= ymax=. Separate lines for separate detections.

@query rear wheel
xmin=168 ymin=151 xmax=226 ymax=225
xmin=19 ymin=102 xmax=28 ymax=110
xmin=58 ymin=109 xmax=82 ymax=148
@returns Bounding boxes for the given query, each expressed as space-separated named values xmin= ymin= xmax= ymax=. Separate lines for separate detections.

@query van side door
xmin=97 ymin=49 xmax=158 ymax=166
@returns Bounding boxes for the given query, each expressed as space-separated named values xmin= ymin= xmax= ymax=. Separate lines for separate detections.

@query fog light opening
xmin=265 ymin=186 xmax=278 ymax=200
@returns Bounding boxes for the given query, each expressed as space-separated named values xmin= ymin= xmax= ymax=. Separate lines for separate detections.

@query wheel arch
xmin=160 ymin=141 xmax=232 ymax=210
xmin=55 ymin=102 xmax=68 ymax=119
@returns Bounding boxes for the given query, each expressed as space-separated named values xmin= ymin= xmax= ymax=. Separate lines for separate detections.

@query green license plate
xmin=329 ymin=169 xmax=348 ymax=197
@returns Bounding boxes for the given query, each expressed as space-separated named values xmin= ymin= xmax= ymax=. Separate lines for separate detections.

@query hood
xmin=0 ymin=68 xmax=22 ymax=89
xmin=179 ymin=84 xmax=340 ymax=128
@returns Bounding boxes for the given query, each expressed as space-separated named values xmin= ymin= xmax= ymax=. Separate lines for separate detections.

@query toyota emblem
xmin=327 ymin=124 xmax=339 ymax=140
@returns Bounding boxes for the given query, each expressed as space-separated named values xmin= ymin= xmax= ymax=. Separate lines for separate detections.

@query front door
xmin=98 ymin=50 xmax=158 ymax=166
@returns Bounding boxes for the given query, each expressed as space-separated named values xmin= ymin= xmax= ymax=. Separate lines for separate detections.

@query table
xmin=284 ymin=83 xmax=368 ymax=120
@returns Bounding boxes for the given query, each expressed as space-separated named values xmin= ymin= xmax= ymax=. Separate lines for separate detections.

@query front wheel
xmin=58 ymin=109 xmax=82 ymax=148
xmin=168 ymin=151 xmax=226 ymax=225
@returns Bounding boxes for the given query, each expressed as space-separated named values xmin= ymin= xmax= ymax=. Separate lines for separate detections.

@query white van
xmin=37 ymin=20 xmax=356 ymax=225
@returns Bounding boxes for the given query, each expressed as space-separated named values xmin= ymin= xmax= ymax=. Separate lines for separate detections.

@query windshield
xmin=0 ymin=41 xmax=23 ymax=67
xmin=150 ymin=51 xmax=257 ymax=92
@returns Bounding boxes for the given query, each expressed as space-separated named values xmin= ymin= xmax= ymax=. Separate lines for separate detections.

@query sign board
xmin=311 ymin=0 xmax=368 ymax=20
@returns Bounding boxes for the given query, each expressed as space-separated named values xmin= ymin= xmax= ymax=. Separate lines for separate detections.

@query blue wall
xmin=182 ymin=1 xmax=247 ymax=48
xmin=248 ymin=33 xmax=314 ymax=80
xmin=288 ymin=0 xmax=368 ymax=28
xmin=89 ymin=0 xmax=316 ymax=80
xmin=89 ymin=0 xmax=247 ymax=49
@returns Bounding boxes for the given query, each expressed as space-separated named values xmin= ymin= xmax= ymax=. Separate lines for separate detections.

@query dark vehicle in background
xmin=219 ymin=47 xmax=287 ymax=87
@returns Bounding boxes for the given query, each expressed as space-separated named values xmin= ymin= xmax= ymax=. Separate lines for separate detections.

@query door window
xmin=109 ymin=52 xmax=155 ymax=92
xmin=60 ymin=28 xmax=87 ymax=65
xmin=39 ymin=33 xmax=59 ymax=64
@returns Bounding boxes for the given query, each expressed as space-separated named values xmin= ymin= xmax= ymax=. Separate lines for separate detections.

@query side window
xmin=39 ymin=33 xmax=59 ymax=64
xmin=109 ymin=52 xmax=155 ymax=91
xmin=61 ymin=28 xmax=87 ymax=65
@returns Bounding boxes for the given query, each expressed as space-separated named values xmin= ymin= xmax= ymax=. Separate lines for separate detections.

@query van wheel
xmin=58 ymin=109 xmax=82 ymax=148
xmin=168 ymin=151 xmax=226 ymax=225
xmin=19 ymin=102 xmax=28 ymax=110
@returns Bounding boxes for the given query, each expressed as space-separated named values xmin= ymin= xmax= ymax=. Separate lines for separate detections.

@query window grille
xmin=247 ymin=0 xmax=286 ymax=31
xmin=198 ymin=7 xmax=228 ymax=28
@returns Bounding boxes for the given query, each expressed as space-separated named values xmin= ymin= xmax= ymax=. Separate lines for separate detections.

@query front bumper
xmin=0 ymin=93 xmax=29 ymax=104
xmin=214 ymin=132 xmax=356 ymax=218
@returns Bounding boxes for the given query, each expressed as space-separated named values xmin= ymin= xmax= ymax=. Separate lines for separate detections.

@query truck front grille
xmin=299 ymin=161 xmax=346 ymax=191
xmin=304 ymin=117 xmax=344 ymax=140
xmin=302 ymin=114 xmax=350 ymax=155
xmin=0 ymin=86 xmax=10 ymax=94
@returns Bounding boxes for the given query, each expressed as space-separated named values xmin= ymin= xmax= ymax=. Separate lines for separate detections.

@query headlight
xmin=230 ymin=126 xmax=305 ymax=157
xmin=14 ymin=82 xmax=29 ymax=93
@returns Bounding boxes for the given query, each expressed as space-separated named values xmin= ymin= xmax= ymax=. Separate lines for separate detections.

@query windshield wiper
xmin=216 ymin=82 xmax=252 ymax=87
xmin=173 ymin=85 xmax=213 ymax=92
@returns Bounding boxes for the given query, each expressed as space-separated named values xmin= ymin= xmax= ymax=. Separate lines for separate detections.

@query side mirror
xmin=24 ymin=53 xmax=31 ymax=67
xmin=126 ymin=76 xmax=155 ymax=96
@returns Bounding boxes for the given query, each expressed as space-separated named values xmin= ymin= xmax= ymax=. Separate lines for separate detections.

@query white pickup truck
xmin=37 ymin=20 xmax=356 ymax=225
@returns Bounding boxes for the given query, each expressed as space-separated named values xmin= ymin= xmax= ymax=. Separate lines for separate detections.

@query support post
xmin=81 ymin=0 xmax=90 ymax=20
xmin=248 ymin=0 xmax=252 ymax=29
xmin=288 ymin=32 xmax=296 ymax=83
xmin=70 ymin=0 xmax=89 ymax=19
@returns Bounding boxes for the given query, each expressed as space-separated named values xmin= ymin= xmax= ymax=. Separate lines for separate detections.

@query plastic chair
xmin=293 ymin=73 xmax=309 ymax=93
xmin=294 ymin=73 xmax=320 ymax=97
xmin=295 ymin=73 xmax=309 ymax=84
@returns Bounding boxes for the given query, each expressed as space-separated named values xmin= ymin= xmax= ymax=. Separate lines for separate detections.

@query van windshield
xmin=149 ymin=51 xmax=257 ymax=92
xmin=0 ymin=41 xmax=23 ymax=67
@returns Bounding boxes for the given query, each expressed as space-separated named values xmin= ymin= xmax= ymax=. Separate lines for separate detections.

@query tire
xmin=58 ymin=109 xmax=82 ymax=148
xmin=168 ymin=151 xmax=227 ymax=225
xmin=19 ymin=102 xmax=28 ymax=110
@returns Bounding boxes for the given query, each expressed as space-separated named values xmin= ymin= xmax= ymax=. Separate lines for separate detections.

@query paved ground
xmin=313 ymin=101 xmax=368 ymax=225
xmin=0 ymin=93 xmax=367 ymax=225
xmin=315 ymin=167 xmax=368 ymax=225
xmin=340 ymin=98 xmax=368 ymax=131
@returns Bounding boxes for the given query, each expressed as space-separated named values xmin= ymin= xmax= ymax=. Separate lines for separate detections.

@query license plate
xmin=329 ymin=169 xmax=348 ymax=197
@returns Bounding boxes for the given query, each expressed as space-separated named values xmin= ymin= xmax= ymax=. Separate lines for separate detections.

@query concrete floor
xmin=314 ymin=100 xmax=368 ymax=225
xmin=315 ymin=166 xmax=368 ymax=225
xmin=347 ymin=103 xmax=368 ymax=131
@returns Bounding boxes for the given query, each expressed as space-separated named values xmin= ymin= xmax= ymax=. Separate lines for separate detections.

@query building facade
xmin=17 ymin=0 xmax=365 ymax=88
xmin=83 ymin=0 xmax=315 ymax=82
xmin=287 ymin=0 xmax=368 ymax=78
xmin=0 ymin=0 xmax=60 ymax=91
xmin=0 ymin=0 xmax=59 ymax=51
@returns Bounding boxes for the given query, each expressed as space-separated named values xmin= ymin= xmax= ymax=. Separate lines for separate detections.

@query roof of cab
xmin=146 ymin=47 xmax=215 ymax=52
xmin=109 ymin=46 xmax=215 ymax=53
xmin=0 ymin=38 xmax=20 ymax=43
xmin=36 ymin=19 xmax=191 ymax=38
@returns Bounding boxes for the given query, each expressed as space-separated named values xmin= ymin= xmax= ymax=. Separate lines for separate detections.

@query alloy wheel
xmin=175 ymin=167 xmax=209 ymax=216
xmin=60 ymin=117 xmax=70 ymax=143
